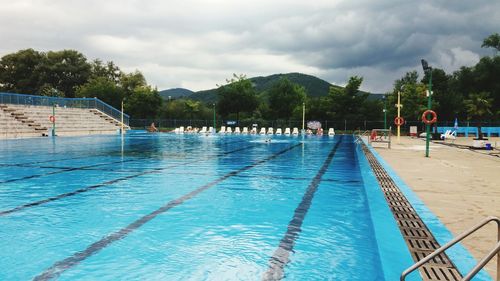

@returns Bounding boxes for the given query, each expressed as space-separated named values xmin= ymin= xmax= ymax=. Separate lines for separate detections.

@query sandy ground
xmin=372 ymin=136 xmax=499 ymax=278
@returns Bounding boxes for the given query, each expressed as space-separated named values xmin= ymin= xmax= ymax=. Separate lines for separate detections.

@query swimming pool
xmin=1 ymin=132 xmax=415 ymax=280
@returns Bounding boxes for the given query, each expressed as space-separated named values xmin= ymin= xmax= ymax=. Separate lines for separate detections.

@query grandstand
xmin=0 ymin=93 xmax=129 ymax=139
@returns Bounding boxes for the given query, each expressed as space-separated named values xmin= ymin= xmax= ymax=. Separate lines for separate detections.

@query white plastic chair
xmin=219 ymin=126 xmax=226 ymax=134
xmin=292 ymin=127 xmax=299 ymax=135
xmin=284 ymin=128 xmax=291 ymax=135
xmin=179 ymin=126 xmax=185 ymax=134
xmin=242 ymin=127 xmax=249 ymax=134
xmin=267 ymin=127 xmax=274 ymax=135
xmin=199 ymin=126 xmax=207 ymax=133
xmin=226 ymin=127 xmax=233 ymax=134
xmin=234 ymin=127 xmax=241 ymax=134
xmin=209 ymin=126 xmax=215 ymax=134
xmin=328 ymin=128 xmax=335 ymax=136
xmin=276 ymin=128 xmax=282 ymax=135
xmin=441 ymin=130 xmax=457 ymax=141
xmin=259 ymin=127 xmax=266 ymax=135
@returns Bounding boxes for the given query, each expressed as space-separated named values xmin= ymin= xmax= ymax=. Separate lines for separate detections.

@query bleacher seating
xmin=0 ymin=104 xmax=124 ymax=138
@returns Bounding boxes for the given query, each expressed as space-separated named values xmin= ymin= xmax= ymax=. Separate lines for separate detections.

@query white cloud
xmin=0 ymin=0 xmax=499 ymax=93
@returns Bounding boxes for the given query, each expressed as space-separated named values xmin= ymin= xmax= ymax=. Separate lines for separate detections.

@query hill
xmin=159 ymin=88 xmax=194 ymax=100
xmin=163 ymin=73 xmax=377 ymax=103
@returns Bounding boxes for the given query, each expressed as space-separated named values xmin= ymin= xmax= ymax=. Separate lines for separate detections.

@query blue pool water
xmin=1 ymin=132 xmax=408 ymax=280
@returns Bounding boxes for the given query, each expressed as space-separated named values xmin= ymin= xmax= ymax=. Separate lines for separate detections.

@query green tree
xmin=184 ymin=100 xmax=201 ymax=119
xmin=268 ymin=77 xmax=306 ymax=120
xmin=328 ymin=76 xmax=368 ymax=121
xmin=37 ymin=50 xmax=91 ymax=98
xmin=388 ymin=71 xmax=427 ymax=121
xmin=216 ymin=74 xmax=258 ymax=122
xmin=125 ymin=86 xmax=162 ymax=119
xmin=120 ymin=71 xmax=147 ymax=98
xmin=464 ymin=92 xmax=493 ymax=140
xmin=75 ymin=77 xmax=124 ymax=109
xmin=0 ymin=48 xmax=44 ymax=94
xmin=90 ymin=59 xmax=122 ymax=83
xmin=481 ymin=33 xmax=500 ymax=55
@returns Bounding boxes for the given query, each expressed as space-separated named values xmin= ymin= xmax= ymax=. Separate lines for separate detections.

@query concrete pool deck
xmin=371 ymin=136 xmax=500 ymax=278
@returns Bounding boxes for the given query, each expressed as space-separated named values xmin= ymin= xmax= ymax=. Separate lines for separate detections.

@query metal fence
xmin=131 ymin=118 xmax=500 ymax=133
xmin=0 ymin=92 xmax=129 ymax=125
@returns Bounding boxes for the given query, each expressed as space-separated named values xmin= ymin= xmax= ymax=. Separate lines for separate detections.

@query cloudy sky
xmin=1 ymin=0 xmax=499 ymax=93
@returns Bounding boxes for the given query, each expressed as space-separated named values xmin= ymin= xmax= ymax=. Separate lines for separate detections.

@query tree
xmin=37 ymin=50 xmax=91 ymax=98
xmin=184 ymin=100 xmax=201 ymax=120
xmin=75 ymin=77 xmax=124 ymax=109
xmin=388 ymin=71 xmax=427 ymax=121
xmin=0 ymin=48 xmax=44 ymax=94
xmin=464 ymin=92 xmax=493 ymax=140
xmin=328 ymin=76 xmax=368 ymax=121
xmin=120 ymin=71 xmax=147 ymax=98
xmin=90 ymin=59 xmax=122 ymax=83
xmin=124 ymin=86 xmax=162 ymax=119
xmin=481 ymin=33 xmax=500 ymax=55
xmin=268 ymin=77 xmax=306 ymax=120
xmin=216 ymin=74 xmax=258 ymax=122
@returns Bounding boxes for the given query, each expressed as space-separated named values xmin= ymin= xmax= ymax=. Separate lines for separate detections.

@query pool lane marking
xmin=0 ymin=138 xmax=245 ymax=167
xmin=262 ymin=136 xmax=343 ymax=281
xmin=0 ymin=159 xmax=139 ymax=184
xmin=0 ymin=139 xmax=248 ymax=184
xmin=0 ymin=138 xmax=156 ymax=167
xmin=33 ymin=143 xmax=302 ymax=281
xmin=0 ymin=143 xmax=259 ymax=216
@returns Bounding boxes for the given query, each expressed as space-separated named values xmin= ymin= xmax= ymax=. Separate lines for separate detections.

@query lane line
xmin=262 ymin=136 xmax=343 ymax=281
xmin=33 ymin=143 xmax=302 ymax=281
xmin=0 ymin=139 xmax=247 ymax=184
xmin=0 ymin=143 xmax=257 ymax=216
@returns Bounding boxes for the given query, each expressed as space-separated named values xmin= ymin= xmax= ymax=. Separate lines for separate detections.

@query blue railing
xmin=0 ymin=92 xmax=129 ymax=125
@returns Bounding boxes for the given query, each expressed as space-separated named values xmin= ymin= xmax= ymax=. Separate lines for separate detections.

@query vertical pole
xmin=383 ymin=96 xmax=387 ymax=130
xmin=497 ymin=221 xmax=500 ymax=281
xmin=302 ymin=102 xmax=305 ymax=131
xmin=52 ymin=103 xmax=56 ymax=136
xmin=397 ymin=91 xmax=401 ymax=143
xmin=121 ymin=99 xmax=124 ymax=135
xmin=425 ymin=71 xmax=433 ymax=157
xmin=213 ymin=103 xmax=216 ymax=133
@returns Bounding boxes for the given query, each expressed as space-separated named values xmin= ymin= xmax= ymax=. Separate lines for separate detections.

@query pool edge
xmin=362 ymin=139 xmax=492 ymax=281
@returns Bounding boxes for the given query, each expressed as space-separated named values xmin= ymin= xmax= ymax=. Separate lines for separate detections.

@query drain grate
xmin=360 ymin=143 xmax=461 ymax=281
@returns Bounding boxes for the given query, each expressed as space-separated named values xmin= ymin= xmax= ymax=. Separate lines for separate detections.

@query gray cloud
xmin=1 ymin=0 xmax=499 ymax=93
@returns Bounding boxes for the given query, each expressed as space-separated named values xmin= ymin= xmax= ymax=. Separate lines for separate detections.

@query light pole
xmin=52 ymin=103 xmax=56 ymax=136
xmin=421 ymin=59 xmax=433 ymax=157
xmin=212 ymin=103 xmax=216 ymax=133
xmin=121 ymin=99 xmax=124 ymax=135
xmin=396 ymin=87 xmax=403 ymax=143
xmin=302 ymin=102 xmax=305 ymax=134
xmin=382 ymin=95 xmax=387 ymax=130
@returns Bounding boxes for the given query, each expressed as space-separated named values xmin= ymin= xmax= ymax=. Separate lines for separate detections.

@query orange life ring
xmin=49 ymin=115 xmax=56 ymax=123
xmin=394 ymin=117 xmax=405 ymax=126
xmin=422 ymin=110 xmax=437 ymax=124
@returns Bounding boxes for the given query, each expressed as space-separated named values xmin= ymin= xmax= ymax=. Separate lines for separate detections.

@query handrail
xmin=401 ymin=216 xmax=500 ymax=281
xmin=0 ymin=92 xmax=129 ymax=125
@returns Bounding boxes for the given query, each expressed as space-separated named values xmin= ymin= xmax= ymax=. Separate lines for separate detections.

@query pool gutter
xmin=358 ymin=139 xmax=492 ymax=281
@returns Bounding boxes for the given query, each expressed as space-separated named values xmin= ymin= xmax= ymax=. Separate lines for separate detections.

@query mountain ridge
xmin=160 ymin=73 xmax=382 ymax=102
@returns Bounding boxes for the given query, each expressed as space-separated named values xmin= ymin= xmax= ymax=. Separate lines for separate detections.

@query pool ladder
xmin=401 ymin=216 xmax=500 ymax=281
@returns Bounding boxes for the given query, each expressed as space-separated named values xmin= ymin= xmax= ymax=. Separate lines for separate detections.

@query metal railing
xmin=401 ymin=216 xmax=500 ymax=281
xmin=0 ymin=92 xmax=129 ymax=125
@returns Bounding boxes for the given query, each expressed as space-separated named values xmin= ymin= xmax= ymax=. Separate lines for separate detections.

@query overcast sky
xmin=1 ymin=0 xmax=499 ymax=93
